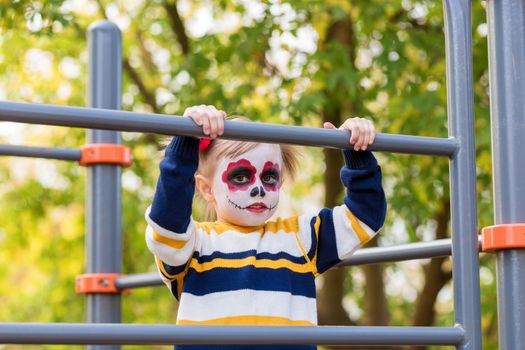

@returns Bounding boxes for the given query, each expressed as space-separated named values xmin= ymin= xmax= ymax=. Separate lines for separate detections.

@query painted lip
xmin=246 ymin=202 xmax=268 ymax=213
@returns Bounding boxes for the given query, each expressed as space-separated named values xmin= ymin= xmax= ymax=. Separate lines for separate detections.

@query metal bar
xmin=443 ymin=0 xmax=482 ymax=349
xmin=116 ymin=238 xmax=483 ymax=290
xmin=339 ymin=238 xmax=455 ymax=267
xmin=85 ymin=20 xmax=122 ymax=350
xmin=115 ymin=273 xmax=164 ymax=289
xmin=0 ymin=144 xmax=81 ymax=161
xmin=486 ymin=0 xmax=525 ymax=348
xmin=0 ymin=101 xmax=458 ymax=156
xmin=0 ymin=323 xmax=464 ymax=346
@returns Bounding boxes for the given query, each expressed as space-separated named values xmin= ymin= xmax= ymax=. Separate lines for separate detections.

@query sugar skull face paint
xmin=221 ymin=159 xmax=257 ymax=191
xmin=212 ymin=144 xmax=283 ymax=226
xmin=260 ymin=162 xmax=280 ymax=192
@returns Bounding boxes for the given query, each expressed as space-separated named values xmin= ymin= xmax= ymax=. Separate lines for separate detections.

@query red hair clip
xmin=199 ymin=138 xmax=211 ymax=152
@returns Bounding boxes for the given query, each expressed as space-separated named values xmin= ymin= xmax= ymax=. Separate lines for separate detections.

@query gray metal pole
xmin=443 ymin=0 xmax=482 ymax=349
xmin=86 ymin=20 xmax=122 ymax=350
xmin=0 ymin=144 xmax=81 ymax=161
xmin=486 ymin=0 xmax=525 ymax=348
xmin=0 ymin=101 xmax=458 ymax=156
xmin=0 ymin=323 xmax=464 ymax=346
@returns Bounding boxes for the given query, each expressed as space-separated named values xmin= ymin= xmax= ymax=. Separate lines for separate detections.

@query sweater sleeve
xmin=297 ymin=150 xmax=387 ymax=275
xmin=144 ymin=135 xmax=200 ymax=300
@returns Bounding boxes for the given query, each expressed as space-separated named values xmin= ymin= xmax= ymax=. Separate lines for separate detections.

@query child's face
xmin=212 ymin=144 xmax=283 ymax=226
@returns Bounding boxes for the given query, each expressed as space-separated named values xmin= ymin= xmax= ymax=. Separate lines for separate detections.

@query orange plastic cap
xmin=76 ymin=273 xmax=128 ymax=294
xmin=482 ymin=224 xmax=525 ymax=252
xmin=79 ymin=144 xmax=132 ymax=167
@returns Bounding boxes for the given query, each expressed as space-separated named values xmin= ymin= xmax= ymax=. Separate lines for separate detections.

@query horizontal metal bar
xmin=337 ymin=236 xmax=481 ymax=267
xmin=0 ymin=144 xmax=81 ymax=161
xmin=339 ymin=236 xmax=481 ymax=267
xmin=115 ymin=273 xmax=164 ymax=289
xmin=116 ymin=237 xmax=482 ymax=290
xmin=114 ymin=239 xmax=466 ymax=290
xmin=338 ymin=238 xmax=454 ymax=267
xmin=0 ymin=101 xmax=458 ymax=156
xmin=0 ymin=323 xmax=464 ymax=345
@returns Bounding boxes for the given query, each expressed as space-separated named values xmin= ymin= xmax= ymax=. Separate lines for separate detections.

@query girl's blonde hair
xmin=196 ymin=117 xmax=300 ymax=221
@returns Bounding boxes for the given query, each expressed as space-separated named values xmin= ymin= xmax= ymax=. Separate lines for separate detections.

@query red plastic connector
xmin=79 ymin=144 xmax=132 ymax=167
xmin=75 ymin=273 xmax=128 ymax=294
xmin=481 ymin=224 xmax=525 ymax=252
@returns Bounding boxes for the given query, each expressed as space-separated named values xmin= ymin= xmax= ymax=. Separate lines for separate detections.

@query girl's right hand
xmin=184 ymin=105 xmax=227 ymax=139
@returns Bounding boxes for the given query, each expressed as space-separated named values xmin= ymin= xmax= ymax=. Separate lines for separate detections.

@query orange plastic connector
xmin=482 ymin=224 xmax=525 ymax=252
xmin=76 ymin=273 xmax=128 ymax=294
xmin=79 ymin=144 xmax=132 ymax=167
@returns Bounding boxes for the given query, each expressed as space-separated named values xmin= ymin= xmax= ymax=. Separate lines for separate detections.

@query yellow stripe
xmin=155 ymin=256 xmax=177 ymax=280
xmin=345 ymin=209 xmax=370 ymax=244
xmin=152 ymin=229 xmax=189 ymax=249
xmin=177 ymin=315 xmax=315 ymax=326
xmin=155 ymin=256 xmax=189 ymax=299
xmin=265 ymin=216 xmax=299 ymax=234
xmin=294 ymin=232 xmax=319 ymax=277
xmin=195 ymin=216 xmax=299 ymax=235
xmin=189 ymin=256 xmax=312 ymax=274
xmin=311 ymin=216 xmax=321 ymax=268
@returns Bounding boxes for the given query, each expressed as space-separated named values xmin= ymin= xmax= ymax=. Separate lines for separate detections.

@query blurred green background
xmin=0 ymin=1 xmax=497 ymax=349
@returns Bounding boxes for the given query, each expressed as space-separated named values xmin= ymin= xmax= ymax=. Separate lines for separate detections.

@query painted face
xmin=212 ymin=144 xmax=283 ymax=226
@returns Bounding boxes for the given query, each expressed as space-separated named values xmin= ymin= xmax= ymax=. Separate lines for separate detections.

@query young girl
xmin=145 ymin=105 xmax=386 ymax=349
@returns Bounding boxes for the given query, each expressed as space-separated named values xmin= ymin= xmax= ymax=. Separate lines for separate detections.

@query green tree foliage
xmin=0 ymin=1 xmax=496 ymax=349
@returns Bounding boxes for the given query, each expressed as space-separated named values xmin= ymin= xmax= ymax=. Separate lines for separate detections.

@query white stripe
xmin=196 ymin=227 xmax=304 ymax=258
xmin=332 ymin=205 xmax=375 ymax=260
xmin=145 ymin=225 xmax=196 ymax=267
xmin=297 ymin=212 xmax=316 ymax=253
xmin=144 ymin=206 xmax=194 ymax=240
xmin=178 ymin=290 xmax=317 ymax=324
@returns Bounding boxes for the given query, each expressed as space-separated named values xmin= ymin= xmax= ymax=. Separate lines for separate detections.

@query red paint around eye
xmin=221 ymin=159 xmax=256 ymax=191
xmin=261 ymin=161 xmax=281 ymax=192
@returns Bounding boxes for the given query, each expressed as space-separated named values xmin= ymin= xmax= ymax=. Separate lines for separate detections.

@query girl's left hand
xmin=323 ymin=117 xmax=376 ymax=151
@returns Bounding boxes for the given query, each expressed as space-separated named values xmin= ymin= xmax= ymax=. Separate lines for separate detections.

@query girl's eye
xmin=262 ymin=173 xmax=278 ymax=185
xmin=232 ymin=174 xmax=249 ymax=184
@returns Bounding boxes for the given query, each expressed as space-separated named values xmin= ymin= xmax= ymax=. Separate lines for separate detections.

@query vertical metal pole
xmin=486 ymin=0 xmax=525 ymax=348
xmin=443 ymin=0 xmax=482 ymax=349
xmin=87 ymin=21 xmax=122 ymax=350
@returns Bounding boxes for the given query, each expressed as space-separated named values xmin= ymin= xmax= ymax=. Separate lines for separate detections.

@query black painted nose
xmin=250 ymin=186 xmax=266 ymax=197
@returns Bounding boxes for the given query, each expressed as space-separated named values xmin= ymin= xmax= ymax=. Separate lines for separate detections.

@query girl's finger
xmin=345 ymin=120 xmax=359 ymax=145
xmin=368 ymin=121 xmax=376 ymax=144
xmin=185 ymin=107 xmax=204 ymax=127
xmin=208 ymin=112 xmax=219 ymax=139
xmin=217 ymin=112 xmax=225 ymax=135
xmin=361 ymin=123 xmax=371 ymax=150
xmin=323 ymin=122 xmax=336 ymax=129
xmin=200 ymin=111 xmax=211 ymax=136
xmin=354 ymin=124 xmax=365 ymax=151
xmin=192 ymin=113 xmax=203 ymax=126
xmin=209 ymin=107 xmax=223 ymax=138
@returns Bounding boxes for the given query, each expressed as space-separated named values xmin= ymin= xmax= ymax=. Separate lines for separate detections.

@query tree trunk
xmin=361 ymin=236 xmax=389 ymax=326
xmin=409 ymin=199 xmax=452 ymax=350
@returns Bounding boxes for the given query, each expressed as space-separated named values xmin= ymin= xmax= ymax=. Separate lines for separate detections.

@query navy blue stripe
xmin=183 ymin=266 xmax=316 ymax=298
xmin=170 ymin=280 xmax=180 ymax=301
xmin=307 ymin=217 xmax=317 ymax=260
xmin=314 ymin=208 xmax=341 ymax=274
xmin=162 ymin=261 xmax=187 ymax=276
xmin=192 ymin=250 xmax=307 ymax=265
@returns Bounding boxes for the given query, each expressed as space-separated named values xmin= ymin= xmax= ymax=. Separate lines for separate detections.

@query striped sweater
xmin=145 ymin=136 xmax=386 ymax=350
